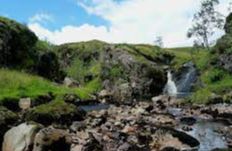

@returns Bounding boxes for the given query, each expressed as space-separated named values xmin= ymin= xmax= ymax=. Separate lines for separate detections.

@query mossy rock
xmin=25 ymin=101 xmax=86 ymax=126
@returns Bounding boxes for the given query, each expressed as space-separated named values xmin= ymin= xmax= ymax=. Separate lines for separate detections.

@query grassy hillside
xmin=0 ymin=68 xmax=98 ymax=101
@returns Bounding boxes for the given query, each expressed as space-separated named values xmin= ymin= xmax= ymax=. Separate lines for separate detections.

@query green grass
xmin=165 ymin=47 xmax=210 ymax=69
xmin=0 ymin=68 xmax=99 ymax=101
xmin=190 ymin=68 xmax=232 ymax=103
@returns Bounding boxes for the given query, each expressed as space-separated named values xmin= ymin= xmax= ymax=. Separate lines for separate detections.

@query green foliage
xmin=37 ymin=51 xmax=65 ymax=82
xmin=214 ymin=34 xmax=232 ymax=54
xmin=189 ymin=88 xmax=212 ymax=104
xmin=34 ymin=40 xmax=54 ymax=53
xmin=0 ymin=16 xmax=38 ymax=68
xmin=187 ymin=0 xmax=223 ymax=49
xmin=76 ymin=78 xmax=102 ymax=99
xmin=165 ymin=47 xmax=210 ymax=70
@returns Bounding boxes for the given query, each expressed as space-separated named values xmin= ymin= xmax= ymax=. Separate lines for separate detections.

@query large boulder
xmin=2 ymin=123 xmax=41 ymax=151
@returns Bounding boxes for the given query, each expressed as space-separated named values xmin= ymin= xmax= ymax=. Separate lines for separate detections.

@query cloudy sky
xmin=0 ymin=0 xmax=231 ymax=47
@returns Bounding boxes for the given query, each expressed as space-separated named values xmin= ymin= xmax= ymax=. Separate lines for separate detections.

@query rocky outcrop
xmin=101 ymin=46 xmax=166 ymax=104
xmin=2 ymin=123 xmax=41 ymax=151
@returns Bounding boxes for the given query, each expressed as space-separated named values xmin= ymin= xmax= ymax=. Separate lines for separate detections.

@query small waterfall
xmin=176 ymin=62 xmax=197 ymax=93
xmin=163 ymin=71 xmax=177 ymax=96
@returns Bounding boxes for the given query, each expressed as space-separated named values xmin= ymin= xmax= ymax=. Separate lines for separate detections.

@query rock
xmin=207 ymin=94 xmax=224 ymax=105
xmin=81 ymin=133 xmax=103 ymax=151
xmin=71 ymin=145 xmax=83 ymax=151
xmin=19 ymin=98 xmax=31 ymax=110
xmin=64 ymin=77 xmax=79 ymax=87
xmin=182 ymin=125 xmax=193 ymax=132
xmin=70 ymin=121 xmax=86 ymax=132
xmin=98 ymin=90 xmax=113 ymax=103
xmin=33 ymin=126 xmax=71 ymax=151
xmin=180 ymin=117 xmax=197 ymax=126
xmin=64 ymin=93 xmax=81 ymax=106
xmin=151 ymin=127 xmax=199 ymax=150
xmin=2 ymin=123 xmax=41 ymax=151
xmin=25 ymin=102 xmax=86 ymax=126
xmin=0 ymin=107 xmax=18 ymax=148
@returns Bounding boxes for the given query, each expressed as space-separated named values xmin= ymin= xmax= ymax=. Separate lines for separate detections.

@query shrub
xmin=0 ymin=17 xmax=38 ymax=68
xmin=37 ymin=51 xmax=65 ymax=82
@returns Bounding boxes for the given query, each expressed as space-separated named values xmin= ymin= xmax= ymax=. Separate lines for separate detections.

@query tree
xmin=154 ymin=36 xmax=164 ymax=48
xmin=187 ymin=0 xmax=224 ymax=50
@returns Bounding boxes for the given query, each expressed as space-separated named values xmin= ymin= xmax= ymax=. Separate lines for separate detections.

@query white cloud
xmin=28 ymin=23 xmax=110 ymax=44
xmin=28 ymin=0 xmax=231 ymax=47
xmin=29 ymin=12 xmax=53 ymax=24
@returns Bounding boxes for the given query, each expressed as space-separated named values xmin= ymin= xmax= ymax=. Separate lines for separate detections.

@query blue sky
xmin=0 ymin=0 xmax=108 ymax=30
xmin=0 ymin=0 xmax=230 ymax=47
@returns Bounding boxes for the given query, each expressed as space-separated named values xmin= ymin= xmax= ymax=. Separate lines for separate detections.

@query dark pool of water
xmin=80 ymin=103 xmax=110 ymax=112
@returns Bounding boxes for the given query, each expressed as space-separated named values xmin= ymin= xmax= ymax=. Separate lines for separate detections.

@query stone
xmin=2 ymin=123 xmax=41 ymax=151
xmin=32 ymin=126 xmax=71 ymax=151
xmin=19 ymin=98 xmax=31 ymax=110
xmin=64 ymin=77 xmax=79 ymax=87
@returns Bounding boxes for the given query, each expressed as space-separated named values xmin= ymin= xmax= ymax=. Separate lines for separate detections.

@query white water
xmin=163 ymin=71 xmax=177 ymax=96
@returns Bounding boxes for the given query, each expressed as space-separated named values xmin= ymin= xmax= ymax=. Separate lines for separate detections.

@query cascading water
xmin=163 ymin=71 xmax=177 ymax=96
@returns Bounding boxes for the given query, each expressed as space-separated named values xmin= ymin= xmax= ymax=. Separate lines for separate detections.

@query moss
xmin=25 ymin=100 xmax=85 ymax=126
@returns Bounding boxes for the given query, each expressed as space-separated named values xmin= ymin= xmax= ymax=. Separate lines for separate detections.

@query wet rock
xmin=2 ymin=123 xmax=41 ymax=151
xmin=180 ymin=117 xmax=197 ymax=126
xmin=182 ymin=125 xmax=193 ymax=132
xmin=161 ymin=147 xmax=180 ymax=151
xmin=151 ymin=127 xmax=199 ymax=150
xmin=33 ymin=126 xmax=71 ymax=151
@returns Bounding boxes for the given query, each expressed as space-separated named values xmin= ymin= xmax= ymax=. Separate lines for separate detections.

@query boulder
xmin=2 ymin=123 xmax=41 ymax=151
xmin=32 ymin=126 xmax=71 ymax=151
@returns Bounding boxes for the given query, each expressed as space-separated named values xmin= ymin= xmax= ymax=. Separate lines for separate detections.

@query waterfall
xmin=163 ymin=71 xmax=177 ymax=96
xmin=176 ymin=62 xmax=197 ymax=93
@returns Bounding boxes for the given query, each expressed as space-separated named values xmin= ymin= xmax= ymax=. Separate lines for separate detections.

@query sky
xmin=0 ymin=0 xmax=231 ymax=47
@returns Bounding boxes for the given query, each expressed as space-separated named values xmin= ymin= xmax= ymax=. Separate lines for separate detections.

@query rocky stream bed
xmin=1 ymin=95 xmax=232 ymax=151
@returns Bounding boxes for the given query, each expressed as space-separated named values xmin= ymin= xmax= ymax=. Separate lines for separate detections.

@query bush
xmin=37 ymin=51 xmax=65 ymax=82
xmin=0 ymin=17 xmax=38 ymax=68
xmin=214 ymin=35 xmax=232 ymax=54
